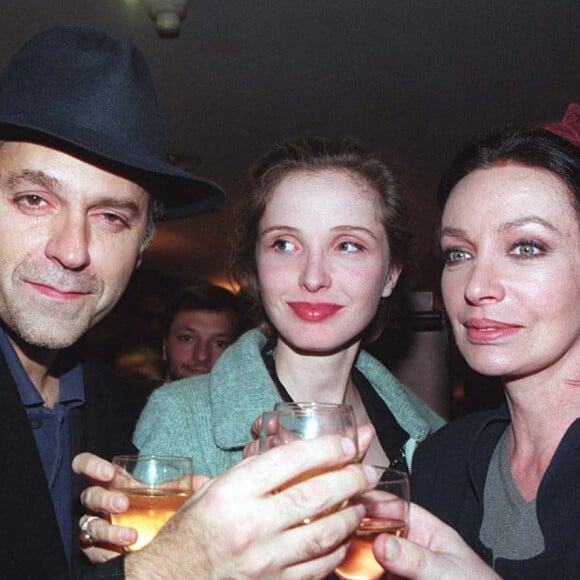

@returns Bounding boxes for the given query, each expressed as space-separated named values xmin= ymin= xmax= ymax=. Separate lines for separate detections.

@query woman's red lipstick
xmin=288 ymin=302 xmax=343 ymax=322
xmin=464 ymin=318 xmax=522 ymax=343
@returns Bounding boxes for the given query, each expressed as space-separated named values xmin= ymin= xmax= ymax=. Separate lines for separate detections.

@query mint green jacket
xmin=133 ymin=329 xmax=444 ymax=477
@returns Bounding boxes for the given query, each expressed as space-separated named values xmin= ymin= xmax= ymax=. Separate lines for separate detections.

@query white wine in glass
xmin=261 ymin=402 xmax=358 ymax=455
xmin=109 ymin=455 xmax=193 ymax=552
xmin=335 ymin=467 xmax=410 ymax=580
xmin=259 ymin=402 xmax=358 ymax=523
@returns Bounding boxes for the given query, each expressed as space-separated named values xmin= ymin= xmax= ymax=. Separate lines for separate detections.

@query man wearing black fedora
xmin=0 ymin=26 xmax=374 ymax=579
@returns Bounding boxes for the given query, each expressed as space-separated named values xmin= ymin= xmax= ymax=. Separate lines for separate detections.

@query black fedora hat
xmin=0 ymin=26 xmax=225 ymax=220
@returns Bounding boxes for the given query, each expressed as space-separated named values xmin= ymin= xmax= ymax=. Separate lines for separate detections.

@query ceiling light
xmin=146 ymin=0 xmax=187 ymax=38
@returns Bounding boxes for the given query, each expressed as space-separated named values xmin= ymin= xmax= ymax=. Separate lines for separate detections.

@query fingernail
xmin=98 ymin=463 xmax=114 ymax=480
xmin=112 ymin=495 xmax=127 ymax=512
xmin=385 ymin=536 xmax=400 ymax=561
xmin=119 ymin=528 xmax=135 ymax=543
xmin=363 ymin=464 xmax=379 ymax=484
xmin=341 ymin=437 xmax=356 ymax=456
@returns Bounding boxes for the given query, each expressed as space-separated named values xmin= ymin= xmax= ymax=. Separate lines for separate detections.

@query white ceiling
xmin=2 ymin=0 xmax=579 ymax=291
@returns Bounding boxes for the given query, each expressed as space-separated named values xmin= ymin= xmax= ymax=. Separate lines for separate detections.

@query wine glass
xmin=109 ymin=454 xmax=193 ymax=552
xmin=335 ymin=466 xmax=410 ymax=580
xmin=260 ymin=402 xmax=358 ymax=455
xmin=259 ymin=402 xmax=358 ymax=523
xmin=273 ymin=401 xmax=353 ymax=412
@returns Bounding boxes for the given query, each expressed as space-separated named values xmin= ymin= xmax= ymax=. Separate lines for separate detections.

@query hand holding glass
xmin=335 ymin=467 xmax=410 ymax=580
xmin=109 ymin=455 xmax=193 ymax=552
xmin=259 ymin=402 xmax=358 ymax=523
xmin=260 ymin=402 xmax=358 ymax=455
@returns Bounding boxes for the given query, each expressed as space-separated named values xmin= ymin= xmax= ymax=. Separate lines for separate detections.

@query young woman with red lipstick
xmin=400 ymin=118 xmax=580 ymax=579
xmin=134 ymin=137 xmax=444 ymax=476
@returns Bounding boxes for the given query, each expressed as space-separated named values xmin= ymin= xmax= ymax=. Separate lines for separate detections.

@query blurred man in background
xmin=162 ymin=282 xmax=242 ymax=381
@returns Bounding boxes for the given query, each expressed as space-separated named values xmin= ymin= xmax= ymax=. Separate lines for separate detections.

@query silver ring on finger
xmin=79 ymin=515 xmax=100 ymax=547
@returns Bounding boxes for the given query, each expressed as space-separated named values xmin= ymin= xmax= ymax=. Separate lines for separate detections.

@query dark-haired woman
xmin=404 ymin=124 xmax=580 ymax=579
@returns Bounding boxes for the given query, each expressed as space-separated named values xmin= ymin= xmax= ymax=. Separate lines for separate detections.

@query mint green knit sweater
xmin=134 ymin=329 xmax=444 ymax=477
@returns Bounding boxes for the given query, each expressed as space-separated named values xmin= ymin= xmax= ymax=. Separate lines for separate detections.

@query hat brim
xmin=0 ymin=119 xmax=226 ymax=221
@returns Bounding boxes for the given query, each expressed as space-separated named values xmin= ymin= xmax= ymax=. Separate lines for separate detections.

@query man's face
xmin=163 ymin=309 xmax=237 ymax=380
xmin=0 ymin=141 xmax=149 ymax=349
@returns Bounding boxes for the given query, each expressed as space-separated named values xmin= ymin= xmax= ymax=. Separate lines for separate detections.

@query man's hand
xmin=73 ymin=453 xmax=136 ymax=562
xmin=125 ymin=435 xmax=376 ymax=579
xmin=72 ymin=452 xmax=209 ymax=562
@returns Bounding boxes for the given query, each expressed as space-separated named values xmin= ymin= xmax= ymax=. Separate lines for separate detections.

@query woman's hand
xmin=373 ymin=502 xmax=501 ymax=579
xmin=242 ymin=414 xmax=267 ymax=458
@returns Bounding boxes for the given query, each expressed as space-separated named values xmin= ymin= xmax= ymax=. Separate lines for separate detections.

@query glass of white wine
xmin=259 ymin=402 xmax=358 ymax=523
xmin=109 ymin=454 xmax=193 ymax=552
xmin=260 ymin=402 xmax=358 ymax=454
xmin=335 ymin=466 xmax=410 ymax=580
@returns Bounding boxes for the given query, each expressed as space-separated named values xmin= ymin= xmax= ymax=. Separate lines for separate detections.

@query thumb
xmin=373 ymin=534 xmax=431 ymax=580
xmin=356 ymin=423 xmax=376 ymax=460
xmin=250 ymin=415 xmax=262 ymax=440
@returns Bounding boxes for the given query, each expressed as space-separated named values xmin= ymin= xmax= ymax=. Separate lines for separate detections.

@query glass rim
xmin=112 ymin=454 xmax=193 ymax=464
xmin=369 ymin=464 xmax=410 ymax=482
xmin=272 ymin=402 xmax=355 ymax=414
